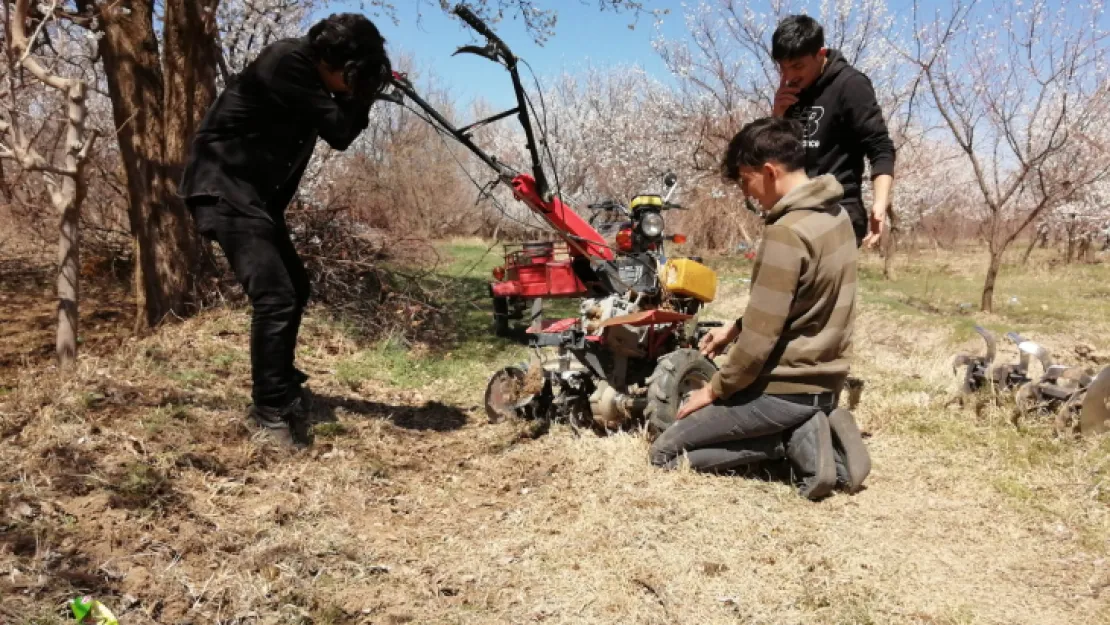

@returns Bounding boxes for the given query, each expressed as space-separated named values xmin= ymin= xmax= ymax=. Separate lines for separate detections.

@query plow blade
xmin=977 ymin=326 xmax=997 ymax=363
xmin=1080 ymin=366 xmax=1110 ymax=436
xmin=483 ymin=358 xmax=555 ymax=423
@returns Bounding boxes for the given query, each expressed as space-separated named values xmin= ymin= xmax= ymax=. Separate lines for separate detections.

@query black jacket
xmin=784 ymin=50 xmax=895 ymax=209
xmin=180 ymin=37 xmax=371 ymax=222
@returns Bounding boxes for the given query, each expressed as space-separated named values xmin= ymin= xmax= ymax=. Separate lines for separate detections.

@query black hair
xmin=721 ymin=117 xmax=807 ymax=181
xmin=771 ymin=15 xmax=824 ymax=61
xmin=308 ymin=13 xmax=392 ymax=101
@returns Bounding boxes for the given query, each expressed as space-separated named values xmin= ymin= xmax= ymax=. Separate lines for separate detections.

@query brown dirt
xmin=0 ymin=258 xmax=134 ymax=377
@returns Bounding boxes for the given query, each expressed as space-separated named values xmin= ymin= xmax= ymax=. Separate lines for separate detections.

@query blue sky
xmin=327 ymin=1 xmax=690 ymax=109
xmin=324 ymin=0 xmax=1110 ymax=113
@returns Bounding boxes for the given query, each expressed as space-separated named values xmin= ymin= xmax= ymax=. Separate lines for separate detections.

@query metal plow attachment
xmin=953 ymin=326 xmax=1110 ymax=437
xmin=951 ymin=326 xmax=1028 ymax=393
xmin=483 ymin=361 xmax=550 ymax=423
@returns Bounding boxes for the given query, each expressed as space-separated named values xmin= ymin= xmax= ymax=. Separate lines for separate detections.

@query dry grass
xmin=1 ymin=246 xmax=1109 ymax=625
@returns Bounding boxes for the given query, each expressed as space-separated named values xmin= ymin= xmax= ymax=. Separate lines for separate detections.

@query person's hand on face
xmin=773 ymin=73 xmax=801 ymax=117
xmin=319 ymin=64 xmax=351 ymax=95
xmin=774 ymin=51 xmax=826 ymax=116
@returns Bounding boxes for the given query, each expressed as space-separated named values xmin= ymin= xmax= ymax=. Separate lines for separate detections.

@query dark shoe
xmin=785 ymin=411 xmax=837 ymax=501
xmin=828 ymin=408 xmax=871 ymax=493
xmin=249 ymin=397 xmax=312 ymax=449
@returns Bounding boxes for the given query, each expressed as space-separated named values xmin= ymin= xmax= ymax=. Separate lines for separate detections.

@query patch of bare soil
xmin=0 ymin=259 xmax=133 ymax=378
xmin=0 ymin=305 xmax=1107 ymax=624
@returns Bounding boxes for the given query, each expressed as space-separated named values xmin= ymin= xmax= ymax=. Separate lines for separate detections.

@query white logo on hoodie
xmin=791 ymin=106 xmax=824 ymax=148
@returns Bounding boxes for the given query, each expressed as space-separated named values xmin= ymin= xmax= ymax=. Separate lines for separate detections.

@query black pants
xmin=650 ymin=390 xmax=831 ymax=472
xmin=191 ymin=197 xmax=310 ymax=409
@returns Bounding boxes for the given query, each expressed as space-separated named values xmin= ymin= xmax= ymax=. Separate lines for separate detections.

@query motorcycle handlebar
xmin=454 ymin=4 xmax=512 ymax=57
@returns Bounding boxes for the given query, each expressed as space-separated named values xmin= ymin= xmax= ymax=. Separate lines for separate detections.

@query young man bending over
xmin=180 ymin=14 xmax=392 ymax=447
xmin=649 ymin=117 xmax=870 ymax=499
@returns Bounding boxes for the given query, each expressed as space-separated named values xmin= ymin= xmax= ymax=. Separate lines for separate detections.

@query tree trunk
xmin=1078 ymin=235 xmax=1091 ymax=263
xmin=96 ymin=0 xmax=219 ymax=331
xmin=55 ymin=81 xmax=91 ymax=368
xmin=980 ymin=247 xmax=1002 ymax=313
xmin=1020 ymin=231 xmax=1038 ymax=265
xmin=163 ymin=0 xmax=220 ymax=171
xmin=7 ymin=0 xmax=94 ymax=368
xmin=163 ymin=0 xmax=222 ymax=303
xmin=55 ymin=187 xmax=79 ymax=367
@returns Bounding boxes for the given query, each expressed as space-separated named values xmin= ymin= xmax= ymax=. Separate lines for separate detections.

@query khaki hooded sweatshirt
xmin=710 ymin=174 xmax=858 ymax=399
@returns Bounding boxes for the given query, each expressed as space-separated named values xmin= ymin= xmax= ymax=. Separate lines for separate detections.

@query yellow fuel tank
xmin=662 ymin=258 xmax=717 ymax=302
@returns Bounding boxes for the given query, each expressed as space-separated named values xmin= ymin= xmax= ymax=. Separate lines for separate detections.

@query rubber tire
xmin=492 ymin=296 xmax=511 ymax=337
xmin=645 ymin=348 xmax=718 ymax=435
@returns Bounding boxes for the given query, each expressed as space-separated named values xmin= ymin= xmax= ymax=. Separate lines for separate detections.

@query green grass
xmin=434 ymin=239 xmax=505 ymax=277
xmin=859 ymin=249 xmax=1110 ymax=334
xmin=336 ymin=334 xmax=527 ymax=392
xmin=210 ymin=351 xmax=239 ymax=368
xmin=313 ymin=422 xmax=351 ymax=439
xmin=168 ymin=369 xmax=213 ymax=387
xmin=142 ymin=404 xmax=191 ymax=434
xmin=335 ymin=240 xmax=613 ymax=392
xmin=992 ymin=476 xmax=1036 ymax=502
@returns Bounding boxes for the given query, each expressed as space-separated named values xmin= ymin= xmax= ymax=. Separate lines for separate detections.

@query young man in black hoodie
xmin=180 ymin=14 xmax=392 ymax=448
xmin=771 ymin=15 xmax=895 ymax=248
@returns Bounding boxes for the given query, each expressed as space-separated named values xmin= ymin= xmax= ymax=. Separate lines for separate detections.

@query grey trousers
xmin=649 ymin=391 xmax=825 ymax=472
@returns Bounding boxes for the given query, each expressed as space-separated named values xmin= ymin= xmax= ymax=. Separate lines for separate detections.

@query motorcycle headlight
xmin=640 ymin=212 xmax=665 ymax=238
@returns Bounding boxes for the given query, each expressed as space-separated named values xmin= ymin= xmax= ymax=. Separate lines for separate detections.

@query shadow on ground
xmin=308 ymin=392 xmax=469 ymax=432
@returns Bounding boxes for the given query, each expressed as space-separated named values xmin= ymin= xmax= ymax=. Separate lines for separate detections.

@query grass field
xmin=1 ymin=241 xmax=1108 ymax=624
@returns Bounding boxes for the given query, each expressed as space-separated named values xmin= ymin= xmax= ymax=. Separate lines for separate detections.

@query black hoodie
xmin=784 ymin=50 xmax=895 ymax=215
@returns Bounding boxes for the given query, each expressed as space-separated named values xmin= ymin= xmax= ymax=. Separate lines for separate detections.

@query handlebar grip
xmin=454 ymin=4 xmax=506 ymax=49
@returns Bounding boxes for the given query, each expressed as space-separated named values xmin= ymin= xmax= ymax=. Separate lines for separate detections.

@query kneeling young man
xmin=650 ymin=117 xmax=870 ymax=499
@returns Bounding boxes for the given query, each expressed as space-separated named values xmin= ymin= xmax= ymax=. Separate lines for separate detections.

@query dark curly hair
xmin=308 ymin=13 xmax=392 ymax=102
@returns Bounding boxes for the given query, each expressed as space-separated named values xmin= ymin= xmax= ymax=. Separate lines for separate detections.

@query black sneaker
xmin=249 ymin=397 xmax=312 ymax=449
xmin=828 ymin=408 xmax=871 ymax=493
